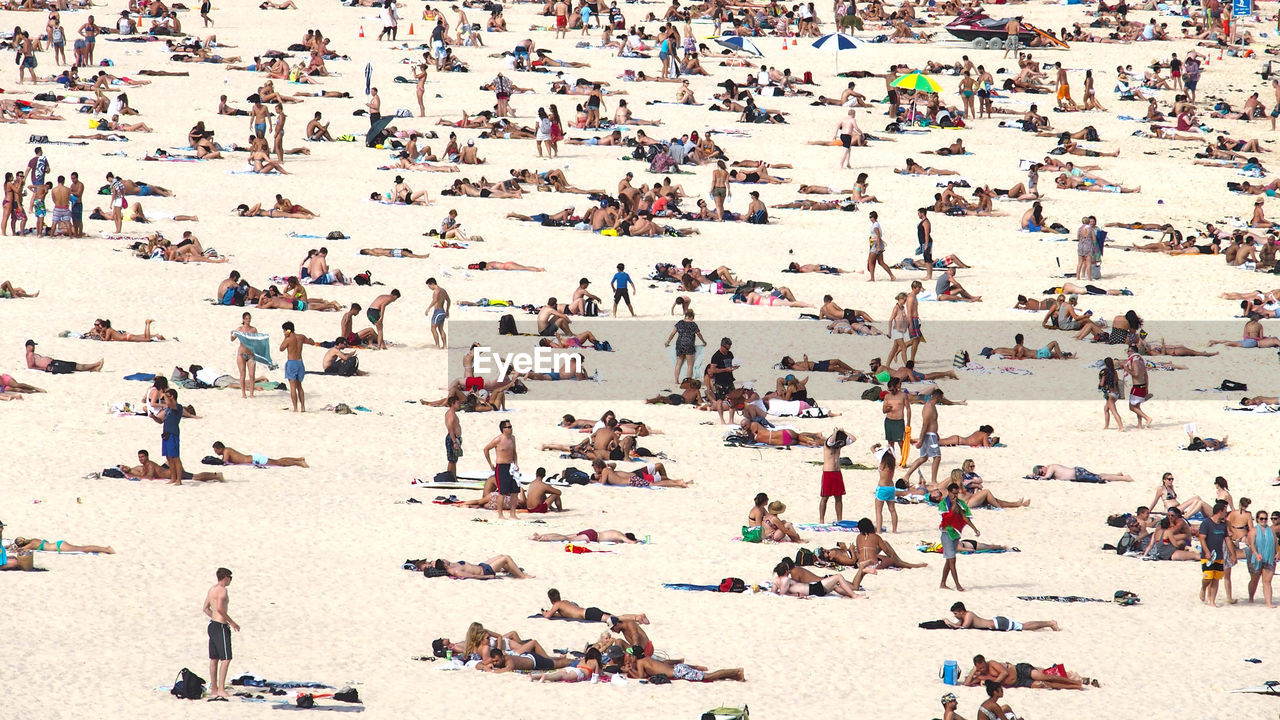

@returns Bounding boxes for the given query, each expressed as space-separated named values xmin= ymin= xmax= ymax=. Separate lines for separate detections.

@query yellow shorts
xmin=1201 ymin=559 xmax=1224 ymax=581
xmin=1056 ymin=85 xmax=1071 ymax=100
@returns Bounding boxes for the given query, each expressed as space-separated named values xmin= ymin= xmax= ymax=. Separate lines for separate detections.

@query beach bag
xmin=171 ymin=668 xmax=206 ymax=700
xmin=582 ymin=298 xmax=599 ymax=317
xmin=717 ymin=577 xmax=746 ymax=593
xmin=498 ymin=314 xmax=517 ymax=336
xmin=952 ymin=350 xmax=970 ymax=368
xmin=740 ymin=525 xmax=762 ymax=543
xmin=1219 ymin=379 xmax=1247 ymax=391
xmin=702 ymin=706 xmax=749 ymax=720
xmin=561 ymin=466 xmax=590 ymax=485
xmin=795 ymin=548 xmax=817 ymax=566
xmin=860 ymin=386 xmax=882 ymax=401
xmin=353 ymin=271 xmax=372 ymax=286
xmin=1115 ymin=532 xmax=1136 ymax=555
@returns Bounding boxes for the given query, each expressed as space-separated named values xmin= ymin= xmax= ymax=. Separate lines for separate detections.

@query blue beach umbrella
xmin=811 ymin=32 xmax=864 ymax=74
xmin=714 ymin=36 xmax=764 ymax=57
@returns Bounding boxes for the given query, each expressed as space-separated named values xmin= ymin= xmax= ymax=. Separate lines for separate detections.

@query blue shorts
xmin=431 ymin=308 xmax=447 ymax=326
xmin=874 ymin=485 xmax=896 ymax=502
xmin=285 ymin=359 xmax=305 ymax=381
xmin=137 ymin=184 xmax=153 ymax=196
xmin=162 ymin=434 xmax=180 ymax=459
xmin=1037 ymin=347 xmax=1051 ymax=359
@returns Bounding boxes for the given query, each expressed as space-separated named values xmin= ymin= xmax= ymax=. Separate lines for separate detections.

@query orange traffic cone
xmin=782 ymin=41 xmax=788 ymax=50
xmin=791 ymin=37 xmax=797 ymax=46
xmin=409 ymin=22 xmax=415 ymax=35
xmin=359 ymin=25 xmax=365 ymax=38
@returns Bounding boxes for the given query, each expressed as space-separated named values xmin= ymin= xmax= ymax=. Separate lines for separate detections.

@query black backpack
xmin=718 ymin=577 xmax=746 ymax=593
xmin=1115 ymin=532 xmax=1136 ymax=555
xmin=562 ymin=466 xmax=590 ymax=485
xmin=795 ymin=548 xmax=818 ymax=566
xmin=583 ymin=298 xmax=599 ymax=317
xmin=1219 ymin=379 xmax=1248 ymax=391
xmin=498 ymin=314 xmax=517 ymax=336
xmin=171 ymin=668 xmax=206 ymax=700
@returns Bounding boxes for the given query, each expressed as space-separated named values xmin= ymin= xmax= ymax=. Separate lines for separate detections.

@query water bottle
xmin=942 ymin=659 xmax=959 ymax=685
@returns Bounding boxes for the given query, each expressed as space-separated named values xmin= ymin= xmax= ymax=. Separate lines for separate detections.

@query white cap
xmin=467 ymin=139 xmax=475 ymax=146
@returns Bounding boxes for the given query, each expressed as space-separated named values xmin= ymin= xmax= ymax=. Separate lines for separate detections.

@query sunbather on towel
xmin=427 ymin=555 xmax=532 ymax=579
xmin=945 ymin=601 xmax=1059 ymax=631
xmin=211 ymin=442 xmax=308 ymax=467
xmin=531 ymin=529 xmax=639 ymax=543
xmin=117 ymin=449 xmax=225 ymax=483
xmin=621 ymin=647 xmax=745 ymax=682
xmin=590 ymin=459 xmax=690 ymax=488
xmin=8 ymin=536 xmax=115 ymax=554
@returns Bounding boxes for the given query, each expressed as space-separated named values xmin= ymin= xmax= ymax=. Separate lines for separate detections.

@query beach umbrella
xmin=810 ymin=32 xmax=864 ymax=74
xmin=714 ymin=36 xmax=764 ymax=57
xmin=890 ymin=70 xmax=942 ymax=93
xmin=366 ymin=114 xmax=395 ymax=148
xmin=364 ymin=62 xmax=373 ymax=95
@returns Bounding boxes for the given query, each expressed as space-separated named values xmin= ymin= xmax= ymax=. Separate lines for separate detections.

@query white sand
xmin=2 ymin=1 xmax=1278 ymax=717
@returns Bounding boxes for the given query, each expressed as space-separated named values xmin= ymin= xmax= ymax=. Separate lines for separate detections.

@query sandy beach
xmin=2 ymin=0 xmax=1280 ymax=717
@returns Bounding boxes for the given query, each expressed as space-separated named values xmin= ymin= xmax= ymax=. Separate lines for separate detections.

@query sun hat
xmin=767 ymin=501 xmax=786 ymax=514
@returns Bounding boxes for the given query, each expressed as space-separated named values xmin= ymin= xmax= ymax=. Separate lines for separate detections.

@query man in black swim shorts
xmin=202 ymin=567 xmax=239 ymax=699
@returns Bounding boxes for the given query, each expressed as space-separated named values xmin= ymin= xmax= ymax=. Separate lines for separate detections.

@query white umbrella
xmin=810 ymin=32 xmax=865 ymax=75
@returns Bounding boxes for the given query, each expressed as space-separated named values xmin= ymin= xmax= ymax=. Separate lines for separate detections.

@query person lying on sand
xmin=1031 ymin=463 xmax=1133 ymax=482
xmin=531 ymin=529 xmax=639 ymax=544
xmin=539 ymin=589 xmax=649 ymax=625
xmin=966 ymin=655 xmax=1096 ymax=689
xmin=211 ymin=442 xmax=308 ymax=467
xmin=895 ymin=158 xmax=958 ymax=176
xmin=429 ymin=555 xmax=533 ymax=579
xmin=117 ymin=449 xmax=224 ymax=482
xmin=772 ymin=561 xmax=864 ymax=599
xmin=986 ymin=334 xmax=1074 ymax=360
xmin=9 ymin=536 xmax=115 ymax=555
xmin=478 ymin=649 xmax=573 ymax=673
xmin=87 ymin=318 xmax=165 ymax=342
xmin=235 ymin=202 xmax=314 ymax=218
xmin=945 ymin=602 xmax=1059 ymax=631
xmin=0 ymin=281 xmax=36 ymax=298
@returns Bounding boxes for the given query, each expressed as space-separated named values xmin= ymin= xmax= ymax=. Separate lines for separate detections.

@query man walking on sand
xmin=906 ymin=281 xmax=924 ymax=362
xmin=836 ymin=109 xmax=862 ymax=168
xmin=279 ymin=321 xmax=317 ymax=412
xmin=938 ymin=482 xmax=979 ymax=591
xmin=367 ymin=289 xmax=400 ymax=349
xmin=426 ymin=277 xmax=450 ymax=349
xmin=444 ymin=395 xmax=462 ymax=481
xmin=819 ymin=428 xmax=855 ymax=523
xmin=484 ymin=419 xmax=519 ymax=520
xmin=882 ymin=376 xmax=910 ymax=456
xmin=1122 ymin=344 xmax=1152 ymax=428
xmin=1198 ymin=501 xmax=1229 ymax=607
xmin=203 ymin=568 xmax=239 ymax=699
xmin=151 ymin=388 xmax=183 ymax=486
xmin=902 ymin=389 xmax=943 ymax=485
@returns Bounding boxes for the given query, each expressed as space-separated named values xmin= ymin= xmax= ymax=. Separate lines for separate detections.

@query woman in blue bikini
xmin=10 ymin=537 xmax=115 ymax=554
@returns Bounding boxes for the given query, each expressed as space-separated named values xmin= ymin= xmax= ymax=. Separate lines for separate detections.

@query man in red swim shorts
xmin=820 ymin=428 xmax=856 ymax=523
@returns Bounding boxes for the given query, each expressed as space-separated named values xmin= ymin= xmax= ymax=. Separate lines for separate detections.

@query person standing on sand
xmin=711 ymin=161 xmax=730 ymax=221
xmin=107 ymin=171 xmax=125 ymax=234
xmin=279 ymin=321 xmax=316 ymax=412
xmin=611 ymin=263 xmax=635 ymax=317
xmin=819 ymin=428 xmax=855 ymax=523
xmin=367 ymin=289 xmax=400 ymax=349
xmin=882 ymin=376 xmax=909 ymax=451
xmin=444 ymin=395 xmax=462 ymax=481
xmin=902 ymin=389 xmax=943 ymax=485
xmin=426 ymin=277 xmax=450 ymax=349
xmin=906 ymin=281 xmax=923 ymax=362
xmin=484 ymin=420 xmax=519 ymax=520
xmin=866 ymin=211 xmax=895 ymax=281
xmin=69 ymin=171 xmax=84 ymax=238
xmin=203 ymin=568 xmax=239 ymax=699
xmin=874 ymin=449 xmax=899 ymax=533
xmin=938 ymin=481 xmax=979 ymax=591
xmin=151 ymin=388 xmax=183 ymax=486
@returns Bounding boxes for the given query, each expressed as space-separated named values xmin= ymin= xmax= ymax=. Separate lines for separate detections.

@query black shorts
xmin=809 ymin=580 xmax=828 ymax=597
xmin=529 ymin=653 xmax=555 ymax=671
xmin=496 ymin=463 xmax=518 ymax=495
xmin=47 ymin=359 xmax=76 ymax=374
xmin=584 ymin=606 xmax=608 ymax=622
xmin=1014 ymin=662 xmax=1034 ymax=688
xmin=840 ymin=133 xmax=852 ymax=148
xmin=614 ymin=288 xmax=630 ymax=304
xmin=208 ymin=621 xmax=232 ymax=660
xmin=539 ymin=323 xmax=558 ymax=337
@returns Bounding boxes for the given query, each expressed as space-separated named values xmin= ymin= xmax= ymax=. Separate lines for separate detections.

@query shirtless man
xmin=621 ymin=649 xmax=744 ymax=683
xmin=524 ymin=466 xmax=561 ymax=512
xmin=882 ymin=376 xmax=910 ymax=453
xmin=322 ymin=338 xmax=364 ymax=376
xmin=279 ymin=321 xmax=316 ymax=412
xmin=836 ymin=109 xmax=864 ymax=168
xmin=966 ymin=655 xmax=1091 ymax=690
xmin=819 ymin=428 xmax=856 ymax=523
xmin=25 ymin=339 xmax=103 ymax=373
xmin=567 ymin=277 xmax=601 ymax=315
xmin=483 ymin=419 xmax=519 ymax=520
xmin=211 ymin=442 xmax=308 ymax=467
xmin=537 ymin=298 xmax=572 ymax=337
xmin=426 ymin=277 xmax=451 ymax=349
xmin=49 ymin=176 xmax=72 ymax=238
xmin=901 ymin=389 xmax=943 ymax=485
xmin=202 ymin=568 xmax=239 ymax=699
xmin=540 ymin=588 xmax=647 ymax=625
xmin=118 ymin=449 xmax=225 ymax=482
xmin=1031 ymin=463 xmax=1133 ymax=482
xmin=906 ymin=281 xmax=923 ymax=362
xmin=946 ymin=602 xmax=1059 ymax=631
xmin=1122 ymin=347 xmax=1152 ymax=428
xmin=366 ymin=289 xmax=400 ymax=349
xmin=337 ymin=304 xmax=377 ymax=347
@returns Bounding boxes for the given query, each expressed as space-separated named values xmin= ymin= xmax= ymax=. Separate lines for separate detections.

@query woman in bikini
xmin=9 ymin=537 xmax=115 ymax=554
xmin=283 ymin=277 xmax=341 ymax=312
xmin=1151 ymin=472 xmax=1212 ymax=518
xmin=740 ymin=419 xmax=824 ymax=447
xmin=732 ymin=287 xmax=813 ymax=308
xmin=747 ymin=492 xmax=768 ymax=529
xmin=761 ymin=500 xmax=802 ymax=542
xmin=530 ymin=647 xmax=601 ymax=683
xmin=851 ymin=173 xmax=880 ymax=203
xmin=232 ymin=312 xmax=258 ymax=399
xmin=95 ymin=318 xmax=165 ymax=342
xmin=937 ymin=426 xmax=998 ymax=447
xmin=472 ymin=260 xmax=546 ymax=272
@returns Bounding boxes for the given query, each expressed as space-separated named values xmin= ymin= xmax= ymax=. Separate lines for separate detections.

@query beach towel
xmin=1226 ymin=404 xmax=1280 ymax=413
xmin=233 ymin=332 xmax=277 ymax=369
xmin=124 ymin=372 xmax=158 ymax=381
xmin=795 ymin=521 xmax=862 ymax=533
xmin=1230 ymin=681 xmax=1280 ymax=695
xmin=527 ymin=613 xmax=598 ymax=623
xmin=662 ymin=583 xmax=722 ymax=592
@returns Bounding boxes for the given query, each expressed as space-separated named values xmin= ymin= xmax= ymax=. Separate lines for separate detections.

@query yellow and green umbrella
xmin=890 ymin=71 xmax=942 ymax=93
